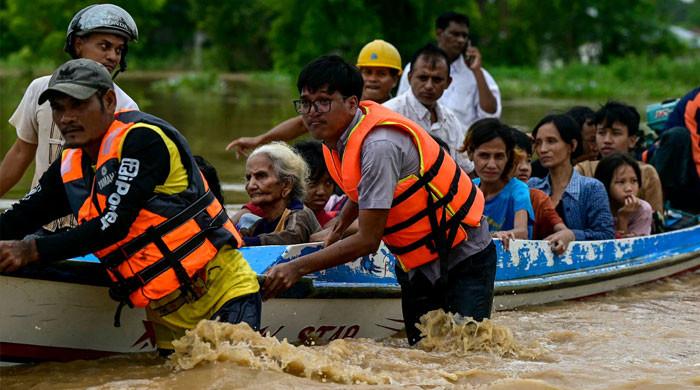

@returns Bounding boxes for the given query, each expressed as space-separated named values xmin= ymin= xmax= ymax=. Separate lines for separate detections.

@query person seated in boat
xmin=511 ymin=128 xmax=574 ymax=253
xmin=649 ymin=87 xmax=700 ymax=214
xmin=237 ymin=142 xmax=321 ymax=246
xmin=460 ymin=118 xmax=534 ymax=240
xmin=530 ymin=106 xmax=597 ymax=179
xmin=0 ymin=59 xmax=261 ymax=355
xmin=529 ymin=114 xmax=615 ymax=240
xmin=575 ymin=101 xmax=664 ymax=215
xmin=293 ymin=140 xmax=340 ymax=228
xmin=226 ymin=39 xmax=403 ymax=157
xmin=262 ymin=55 xmax=496 ymax=346
xmin=567 ymin=106 xmax=598 ymax=165
xmin=594 ymin=153 xmax=653 ymax=237
xmin=383 ymin=43 xmax=473 ymax=174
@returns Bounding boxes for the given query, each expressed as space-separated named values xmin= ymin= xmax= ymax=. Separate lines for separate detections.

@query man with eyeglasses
xmin=262 ymin=55 xmax=496 ymax=346
xmin=398 ymin=11 xmax=501 ymax=130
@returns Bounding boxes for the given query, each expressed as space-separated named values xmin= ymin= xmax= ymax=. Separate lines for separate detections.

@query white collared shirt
xmin=383 ymin=90 xmax=474 ymax=173
xmin=398 ymin=54 xmax=501 ymax=130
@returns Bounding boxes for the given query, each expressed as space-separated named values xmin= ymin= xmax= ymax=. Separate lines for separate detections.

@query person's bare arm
xmin=465 ymin=46 xmax=498 ymax=114
xmin=0 ymin=139 xmax=37 ymax=197
xmin=226 ymin=116 xmax=307 ymax=158
xmin=262 ymin=208 xmax=388 ymax=299
xmin=509 ymin=209 xmax=529 ymax=239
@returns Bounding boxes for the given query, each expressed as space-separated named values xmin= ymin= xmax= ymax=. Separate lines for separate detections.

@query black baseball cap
xmin=38 ymin=59 xmax=113 ymax=104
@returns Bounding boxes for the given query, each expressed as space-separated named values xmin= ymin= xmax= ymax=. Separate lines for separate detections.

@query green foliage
xmin=492 ymin=54 xmax=700 ymax=101
xmin=0 ymin=0 xmax=696 ymax=73
xmin=267 ymin=0 xmax=382 ymax=73
xmin=188 ymin=0 xmax=275 ymax=71
xmin=151 ymin=72 xmax=225 ymax=94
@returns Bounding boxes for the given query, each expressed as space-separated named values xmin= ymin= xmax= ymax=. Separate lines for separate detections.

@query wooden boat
xmin=1 ymin=224 xmax=699 ymax=364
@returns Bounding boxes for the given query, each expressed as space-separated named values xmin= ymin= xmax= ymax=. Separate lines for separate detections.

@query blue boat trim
xmin=10 ymin=224 xmax=698 ymax=300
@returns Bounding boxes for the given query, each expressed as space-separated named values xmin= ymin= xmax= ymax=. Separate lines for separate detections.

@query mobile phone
xmin=465 ymin=40 xmax=474 ymax=66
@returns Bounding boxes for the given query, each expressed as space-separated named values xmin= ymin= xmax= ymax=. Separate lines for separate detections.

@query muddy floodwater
xmin=1 ymin=72 xmax=697 ymax=389
xmin=1 ymin=270 xmax=698 ymax=390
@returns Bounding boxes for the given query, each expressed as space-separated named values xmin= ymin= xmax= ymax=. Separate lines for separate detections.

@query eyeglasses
xmin=293 ymin=99 xmax=334 ymax=115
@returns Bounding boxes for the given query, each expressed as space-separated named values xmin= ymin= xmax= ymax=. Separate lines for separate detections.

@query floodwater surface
xmin=2 ymin=270 xmax=698 ymax=389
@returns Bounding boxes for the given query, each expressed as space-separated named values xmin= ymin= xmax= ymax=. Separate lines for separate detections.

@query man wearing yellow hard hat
xmin=226 ymin=39 xmax=403 ymax=157
xmin=355 ymin=39 xmax=402 ymax=103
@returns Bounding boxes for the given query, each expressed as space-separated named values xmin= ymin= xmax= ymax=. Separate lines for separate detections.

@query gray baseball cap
xmin=38 ymin=59 xmax=113 ymax=104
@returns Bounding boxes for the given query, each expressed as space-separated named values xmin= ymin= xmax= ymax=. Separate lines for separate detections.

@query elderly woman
xmin=238 ymin=142 xmax=321 ymax=246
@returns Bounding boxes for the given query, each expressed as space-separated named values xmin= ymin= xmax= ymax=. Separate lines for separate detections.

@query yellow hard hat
xmin=356 ymin=39 xmax=402 ymax=74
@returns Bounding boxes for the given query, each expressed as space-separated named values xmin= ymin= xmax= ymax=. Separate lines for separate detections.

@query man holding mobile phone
xmin=398 ymin=11 xmax=501 ymax=130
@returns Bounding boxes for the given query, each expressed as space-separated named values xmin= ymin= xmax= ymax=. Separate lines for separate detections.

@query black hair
xmin=297 ymin=55 xmax=364 ymax=100
xmin=194 ymin=155 xmax=225 ymax=205
xmin=594 ymin=101 xmax=640 ymax=137
xmin=510 ymin=127 xmax=532 ymax=156
xmin=566 ymin=106 xmax=595 ymax=129
xmin=436 ymin=11 xmax=470 ymax=30
xmin=409 ymin=43 xmax=451 ymax=77
xmin=462 ymin=118 xmax=516 ymax=180
xmin=594 ymin=152 xmax=643 ymax=202
xmin=293 ymin=140 xmax=328 ymax=183
xmin=532 ymin=114 xmax=583 ymax=160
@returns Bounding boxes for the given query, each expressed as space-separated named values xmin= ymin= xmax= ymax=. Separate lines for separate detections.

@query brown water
xmin=1 ymin=72 xmax=607 ymax=202
xmin=3 ymin=72 xmax=694 ymax=389
xmin=2 ymin=270 xmax=698 ymax=389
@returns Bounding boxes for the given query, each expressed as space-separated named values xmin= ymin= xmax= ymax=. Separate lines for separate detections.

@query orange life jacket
xmin=322 ymin=101 xmax=484 ymax=271
xmin=60 ymin=110 xmax=242 ymax=309
xmin=682 ymin=91 xmax=700 ymax=177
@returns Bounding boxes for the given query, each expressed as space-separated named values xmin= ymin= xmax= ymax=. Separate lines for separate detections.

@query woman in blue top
xmin=461 ymin=118 xmax=535 ymax=240
xmin=528 ymin=114 xmax=614 ymax=241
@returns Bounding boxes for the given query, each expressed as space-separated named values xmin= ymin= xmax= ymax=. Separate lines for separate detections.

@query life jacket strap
xmin=385 ymin=163 xmax=477 ymax=255
xmin=101 ymin=190 xmax=217 ymax=268
xmin=106 ymin=209 xmax=229 ymax=303
xmin=391 ymin=148 xmax=446 ymax=207
xmin=148 ymin=272 xmax=208 ymax=317
xmin=384 ymin=154 xmax=462 ymax=235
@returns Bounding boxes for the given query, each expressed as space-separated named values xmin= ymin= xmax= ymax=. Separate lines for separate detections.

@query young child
xmin=293 ymin=140 xmax=340 ymax=227
xmin=594 ymin=153 xmax=653 ymax=237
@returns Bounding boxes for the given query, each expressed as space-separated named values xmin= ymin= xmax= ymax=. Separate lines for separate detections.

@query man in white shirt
xmin=0 ymin=4 xmax=139 ymax=203
xmin=398 ymin=11 xmax=501 ymax=129
xmin=384 ymin=43 xmax=474 ymax=173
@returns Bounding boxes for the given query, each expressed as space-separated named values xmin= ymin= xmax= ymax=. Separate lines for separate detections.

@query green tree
xmin=188 ymin=0 xmax=275 ymax=71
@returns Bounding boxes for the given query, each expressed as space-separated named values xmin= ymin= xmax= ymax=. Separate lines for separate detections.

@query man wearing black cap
xmin=0 ymin=59 xmax=261 ymax=354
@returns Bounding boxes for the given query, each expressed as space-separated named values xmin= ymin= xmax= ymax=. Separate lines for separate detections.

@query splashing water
xmin=417 ymin=310 xmax=544 ymax=360
xmin=3 ymin=272 xmax=698 ymax=389
xmin=169 ymin=320 xmax=392 ymax=385
xmin=168 ymin=309 xmax=538 ymax=387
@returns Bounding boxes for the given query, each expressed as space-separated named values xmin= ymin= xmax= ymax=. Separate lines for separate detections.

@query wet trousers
xmin=395 ymin=242 xmax=497 ymax=345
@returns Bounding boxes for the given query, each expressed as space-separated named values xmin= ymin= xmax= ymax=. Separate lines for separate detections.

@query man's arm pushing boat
xmin=263 ymin=206 xmax=387 ymax=300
